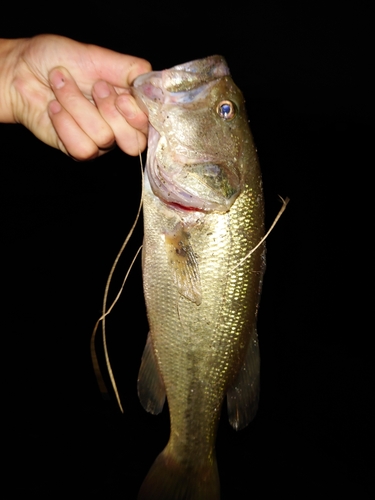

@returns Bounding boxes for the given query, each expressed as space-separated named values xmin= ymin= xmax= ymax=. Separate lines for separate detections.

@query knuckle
xmin=62 ymin=90 xmax=82 ymax=108
xmin=100 ymin=100 xmax=120 ymax=120
xmin=73 ymin=143 xmax=99 ymax=161
xmin=121 ymin=134 xmax=146 ymax=156
xmin=96 ymin=126 xmax=115 ymax=149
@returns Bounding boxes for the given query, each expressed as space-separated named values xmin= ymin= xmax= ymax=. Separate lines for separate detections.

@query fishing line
xmin=226 ymin=196 xmax=290 ymax=276
xmin=91 ymin=150 xmax=145 ymax=412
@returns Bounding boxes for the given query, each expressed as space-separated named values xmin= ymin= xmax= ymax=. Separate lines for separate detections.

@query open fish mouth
xmin=132 ymin=55 xmax=230 ymax=97
xmin=146 ymin=126 xmax=241 ymax=213
xmin=132 ymin=56 xmax=244 ymax=213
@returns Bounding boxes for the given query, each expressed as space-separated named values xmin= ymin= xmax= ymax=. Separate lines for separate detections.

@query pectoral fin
xmin=227 ymin=329 xmax=260 ymax=430
xmin=138 ymin=333 xmax=166 ymax=414
xmin=165 ymin=223 xmax=201 ymax=305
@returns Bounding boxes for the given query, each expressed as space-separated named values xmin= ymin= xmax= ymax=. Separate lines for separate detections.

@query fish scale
xmin=133 ymin=55 xmax=264 ymax=499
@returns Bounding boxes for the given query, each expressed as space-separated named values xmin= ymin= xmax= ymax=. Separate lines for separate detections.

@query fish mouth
xmin=165 ymin=201 xmax=205 ymax=213
xmin=151 ymin=158 xmax=240 ymax=214
xmin=132 ymin=57 xmax=242 ymax=213
xmin=143 ymin=126 xmax=241 ymax=214
xmin=131 ymin=56 xmax=231 ymax=116
xmin=132 ymin=55 xmax=230 ymax=97
xmin=147 ymin=134 xmax=239 ymax=213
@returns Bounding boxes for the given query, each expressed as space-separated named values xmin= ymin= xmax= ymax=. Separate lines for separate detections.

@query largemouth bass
xmin=132 ymin=55 xmax=265 ymax=500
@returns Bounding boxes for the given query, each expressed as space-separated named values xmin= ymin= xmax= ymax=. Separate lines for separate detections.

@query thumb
xmin=83 ymin=43 xmax=152 ymax=88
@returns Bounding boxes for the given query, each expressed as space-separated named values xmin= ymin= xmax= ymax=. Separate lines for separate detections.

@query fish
xmin=132 ymin=55 xmax=265 ymax=500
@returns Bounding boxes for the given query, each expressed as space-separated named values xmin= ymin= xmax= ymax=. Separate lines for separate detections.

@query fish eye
xmin=216 ymin=100 xmax=236 ymax=120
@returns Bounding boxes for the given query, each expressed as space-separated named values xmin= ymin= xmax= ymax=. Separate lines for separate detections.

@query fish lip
xmin=149 ymin=156 xmax=239 ymax=214
xmin=163 ymin=200 xmax=209 ymax=214
xmin=131 ymin=70 xmax=164 ymax=115
xmin=130 ymin=87 xmax=150 ymax=116
xmin=131 ymin=56 xmax=230 ymax=109
xmin=145 ymin=131 xmax=240 ymax=214
xmin=157 ymin=185 xmax=235 ymax=215
xmin=132 ymin=56 xmax=229 ymax=89
xmin=132 ymin=70 xmax=163 ymax=88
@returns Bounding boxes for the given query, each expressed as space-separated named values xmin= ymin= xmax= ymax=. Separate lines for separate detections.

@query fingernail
xmin=50 ymin=69 xmax=66 ymax=90
xmin=117 ymin=95 xmax=137 ymax=118
xmin=94 ymin=81 xmax=110 ymax=98
xmin=49 ymin=100 xmax=62 ymax=114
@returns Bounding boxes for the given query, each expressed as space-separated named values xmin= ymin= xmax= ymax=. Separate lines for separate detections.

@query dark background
xmin=2 ymin=2 xmax=373 ymax=498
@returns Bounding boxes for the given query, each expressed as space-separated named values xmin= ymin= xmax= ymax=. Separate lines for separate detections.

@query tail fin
xmin=138 ymin=447 xmax=220 ymax=500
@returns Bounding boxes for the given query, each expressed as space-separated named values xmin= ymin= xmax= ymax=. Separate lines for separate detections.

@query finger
xmin=115 ymin=93 xmax=149 ymax=136
xmin=48 ymin=100 xmax=100 ymax=160
xmin=80 ymin=43 xmax=152 ymax=88
xmin=49 ymin=66 xmax=115 ymax=150
xmin=115 ymin=93 xmax=148 ymax=154
xmin=93 ymin=81 xmax=148 ymax=156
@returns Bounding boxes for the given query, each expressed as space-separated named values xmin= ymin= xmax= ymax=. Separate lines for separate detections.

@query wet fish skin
xmin=132 ymin=56 xmax=265 ymax=499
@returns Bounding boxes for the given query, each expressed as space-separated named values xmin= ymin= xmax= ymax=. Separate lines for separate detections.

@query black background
xmin=2 ymin=2 xmax=373 ymax=498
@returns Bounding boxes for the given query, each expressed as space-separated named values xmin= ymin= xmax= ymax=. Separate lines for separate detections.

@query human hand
xmin=1 ymin=35 xmax=151 ymax=159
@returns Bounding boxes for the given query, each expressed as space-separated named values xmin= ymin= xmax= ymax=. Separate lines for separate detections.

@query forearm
xmin=0 ymin=38 xmax=24 ymax=123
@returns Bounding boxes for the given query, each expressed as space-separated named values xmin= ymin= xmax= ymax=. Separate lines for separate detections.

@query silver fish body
xmin=132 ymin=56 xmax=265 ymax=500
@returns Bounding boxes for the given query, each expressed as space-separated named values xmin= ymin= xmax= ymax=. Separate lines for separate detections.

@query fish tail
xmin=138 ymin=446 xmax=220 ymax=500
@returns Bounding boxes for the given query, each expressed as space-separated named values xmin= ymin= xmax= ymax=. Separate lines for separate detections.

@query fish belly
xmin=139 ymin=169 xmax=263 ymax=499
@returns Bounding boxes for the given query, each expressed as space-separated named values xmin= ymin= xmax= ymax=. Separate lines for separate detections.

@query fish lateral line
xmin=226 ymin=196 xmax=290 ymax=276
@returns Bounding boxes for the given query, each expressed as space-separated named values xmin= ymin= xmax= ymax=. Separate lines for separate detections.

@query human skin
xmin=0 ymin=34 xmax=151 ymax=160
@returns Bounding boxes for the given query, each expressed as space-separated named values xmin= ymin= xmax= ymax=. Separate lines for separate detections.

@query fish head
xmin=132 ymin=56 xmax=253 ymax=213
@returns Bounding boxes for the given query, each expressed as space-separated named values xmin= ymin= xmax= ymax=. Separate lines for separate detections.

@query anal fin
xmin=227 ymin=328 xmax=260 ymax=430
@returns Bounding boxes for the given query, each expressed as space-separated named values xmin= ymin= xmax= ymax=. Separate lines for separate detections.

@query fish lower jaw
xmin=164 ymin=200 xmax=206 ymax=213
xmin=159 ymin=192 xmax=232 ymax=214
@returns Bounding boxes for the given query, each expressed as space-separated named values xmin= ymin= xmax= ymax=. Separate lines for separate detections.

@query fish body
xmin=132 ymin=56 xmax=265 ymax=499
